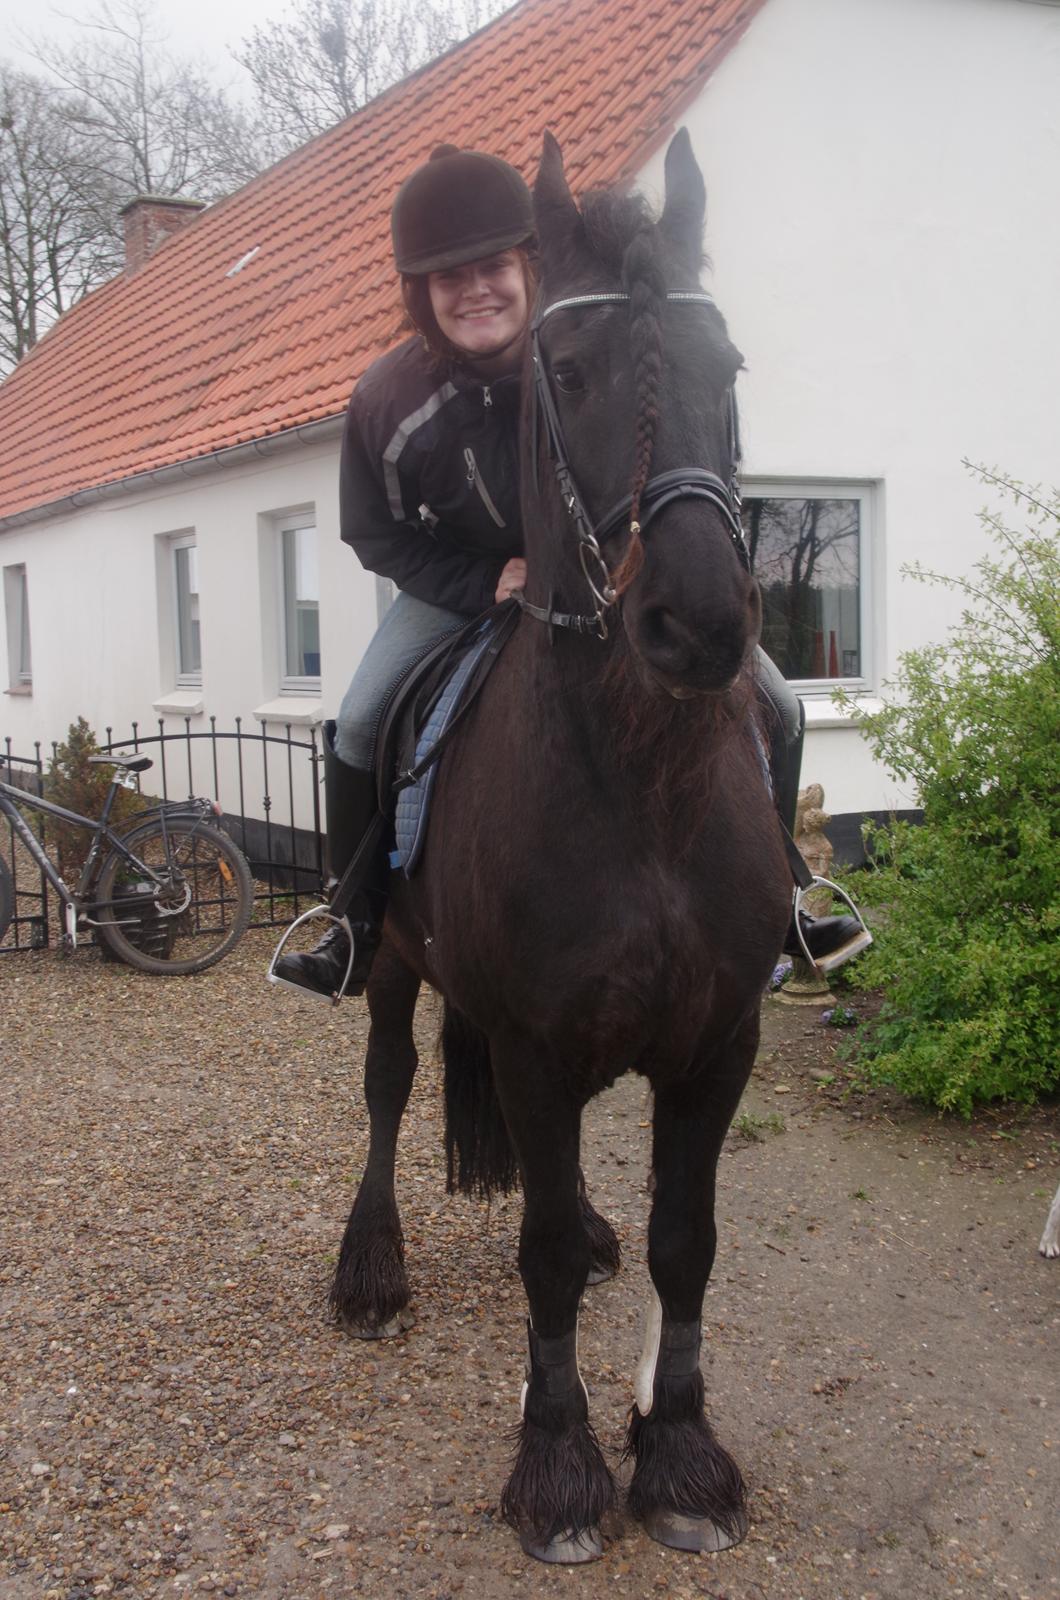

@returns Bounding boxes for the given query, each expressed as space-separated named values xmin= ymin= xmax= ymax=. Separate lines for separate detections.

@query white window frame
xmin=169 ymin=533 xmax=202 ymax=688
xmin=277 ymin=511 xmax=321 ymax=694
xmin=3 ymin=563 xmax=32 ymax=691
xmin=741 ymin=479 xmax=876 ymax=694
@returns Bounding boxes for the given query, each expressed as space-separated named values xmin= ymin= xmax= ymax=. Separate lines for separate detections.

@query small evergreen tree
xmin=43 ymin=718 xmax=141 ymax=873
xmin=837 ymin=466 xmax=1059 ymax=1113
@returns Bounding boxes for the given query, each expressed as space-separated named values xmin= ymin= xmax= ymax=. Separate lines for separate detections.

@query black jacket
xmin=339 ymin=336 xmax=523 ymax=616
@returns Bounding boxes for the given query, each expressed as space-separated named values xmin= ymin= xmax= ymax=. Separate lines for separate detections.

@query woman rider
xmin=273 ymin=144 xmax=867 ymax=1000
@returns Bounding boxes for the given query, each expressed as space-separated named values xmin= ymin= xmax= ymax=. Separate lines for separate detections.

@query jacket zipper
xmin=464 ymin=446 xmax=506 ymax=527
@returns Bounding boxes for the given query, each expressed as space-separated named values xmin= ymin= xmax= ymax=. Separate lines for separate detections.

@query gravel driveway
xmin=2 ymin=931 xmax=1057 ymax=1599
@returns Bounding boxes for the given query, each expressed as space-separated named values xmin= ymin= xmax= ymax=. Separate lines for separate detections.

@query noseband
xmin=518 ymin=291 xmax=750 ymax=640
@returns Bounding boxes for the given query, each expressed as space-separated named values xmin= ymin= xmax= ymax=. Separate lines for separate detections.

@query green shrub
xmin=836 ymin=466 xmax=1059 ymax=1114
xmin=43 ymin=718 xmax=142 ymax=873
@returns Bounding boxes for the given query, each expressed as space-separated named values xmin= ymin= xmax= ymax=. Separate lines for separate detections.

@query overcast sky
xmin=0 ymin=0 xmax=285 ymax=92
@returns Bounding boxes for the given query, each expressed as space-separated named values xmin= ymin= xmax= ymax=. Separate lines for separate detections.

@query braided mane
xmin=578 ymin=193 xmax=671 ymax=593
xmin=569 ymin=192 xmax=752 ymax=816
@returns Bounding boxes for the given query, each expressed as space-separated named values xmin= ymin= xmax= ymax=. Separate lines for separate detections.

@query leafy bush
xmin=43 ymin=718 xmax=142 ymax=873
xmin=836 ymin=466 xmax=1059 ymax=1114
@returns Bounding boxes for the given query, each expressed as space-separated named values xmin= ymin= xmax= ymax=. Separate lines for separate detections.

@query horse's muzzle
xmin=631 ymin=600 xmax=750 ymax=695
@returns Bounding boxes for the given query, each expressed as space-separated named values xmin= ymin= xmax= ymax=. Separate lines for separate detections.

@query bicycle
xmin=0 ymin=752 xmax=253 ymax=975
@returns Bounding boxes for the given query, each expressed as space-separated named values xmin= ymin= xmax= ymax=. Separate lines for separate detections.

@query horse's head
xmin=527 ymin=131 xmax=759 ymax=699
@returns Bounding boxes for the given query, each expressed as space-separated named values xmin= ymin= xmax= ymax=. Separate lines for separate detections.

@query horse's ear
xmin=534 ymin=131 xmax=583 ymax=262
xmin=659 ymin=127 xmax=707 ymax=260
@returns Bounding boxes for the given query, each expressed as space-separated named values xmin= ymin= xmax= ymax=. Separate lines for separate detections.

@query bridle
xmin=517 ymin=290 xmax=750 ymax=640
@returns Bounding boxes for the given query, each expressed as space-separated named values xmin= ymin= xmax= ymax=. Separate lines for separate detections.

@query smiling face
xmin=427 ymin=251 xmax=529 ymax=372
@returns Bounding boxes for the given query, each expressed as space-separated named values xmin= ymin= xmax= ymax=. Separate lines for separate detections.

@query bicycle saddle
xmin=87 ymin=753 xmax=153 ymax=773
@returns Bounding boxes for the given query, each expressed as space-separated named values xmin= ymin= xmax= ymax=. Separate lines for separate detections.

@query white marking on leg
xmin=1040 ymin=1182 xmax=1060 ymax=1259
xmin=576 ymin=1312 xmax=588 ymax=1406
xmin=634 ymin=1288 xmax=663 ymax=1416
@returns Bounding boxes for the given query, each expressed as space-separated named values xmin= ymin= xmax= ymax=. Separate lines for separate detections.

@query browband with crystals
xmin=534 ymin=290 xmax=717 ymax=328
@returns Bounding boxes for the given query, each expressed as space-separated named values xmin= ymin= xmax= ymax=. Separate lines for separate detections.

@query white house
xmin=1 ymin=0 xmax=1057 ymax=850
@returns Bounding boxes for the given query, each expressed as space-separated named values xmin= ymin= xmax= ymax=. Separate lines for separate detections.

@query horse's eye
xmin=552 ymin=364 xmax=584 ymax=394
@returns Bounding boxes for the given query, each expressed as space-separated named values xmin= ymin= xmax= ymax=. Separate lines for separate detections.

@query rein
xmin=518 ymin=290 xmax=749 ymax=640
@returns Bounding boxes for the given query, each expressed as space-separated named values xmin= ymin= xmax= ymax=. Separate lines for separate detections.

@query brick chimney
xmin=120 ymin=195 xmax=206 ymax=274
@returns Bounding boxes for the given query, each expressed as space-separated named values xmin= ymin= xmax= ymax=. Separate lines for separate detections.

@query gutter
xmin=0 ymin=413 xmax=347 ymax=533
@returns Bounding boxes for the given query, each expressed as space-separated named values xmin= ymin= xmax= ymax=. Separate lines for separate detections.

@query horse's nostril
xmin=636 ymin=598 xmax=747 ymax=688
xmin=638 ymin=605 xmax=698 ymax=676
xmin=641 ymin=606 xmax=677 ymax=653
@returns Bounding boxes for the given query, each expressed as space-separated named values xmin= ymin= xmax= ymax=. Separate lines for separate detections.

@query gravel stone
xmin=1 ymin=931 xmax=1057 ymax=1599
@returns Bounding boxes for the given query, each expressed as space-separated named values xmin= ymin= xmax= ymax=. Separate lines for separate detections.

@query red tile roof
xmin=0 ymin=0 xmax=764 ymax=524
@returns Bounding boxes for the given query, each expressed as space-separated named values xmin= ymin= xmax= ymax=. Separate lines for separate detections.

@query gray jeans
xmin=334 ymin=591 xmax=802 ymax=769
xmin=334 ymin=591 xmax=467 ymax=769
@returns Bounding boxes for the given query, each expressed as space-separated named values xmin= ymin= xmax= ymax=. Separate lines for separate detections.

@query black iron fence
xmin=2 ymin=719 xmax=326 ymax=954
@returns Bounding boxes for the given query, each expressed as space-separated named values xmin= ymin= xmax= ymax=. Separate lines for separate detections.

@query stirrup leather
xmin=792 ymin=876 xmax=872 ymax=973
xmin=266 ymin=904 xmax=356 ymax=1007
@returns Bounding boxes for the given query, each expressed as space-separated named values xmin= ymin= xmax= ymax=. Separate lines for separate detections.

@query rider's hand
xmin=495 ymin=558 xmax=527 ymax=603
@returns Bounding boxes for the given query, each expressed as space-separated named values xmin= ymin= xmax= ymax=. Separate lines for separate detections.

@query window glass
xmin=3 ymin=564 xmax=31 ymax=687
xmin=743 ymin=497 xmax=861 ymax=681
xmin=174 ymin=542 xmax=201 ymax=678
xmin=282 ymin=524 xmax=320 ymax=681
xmin=17 ymin=568 xmax=31 ymax=683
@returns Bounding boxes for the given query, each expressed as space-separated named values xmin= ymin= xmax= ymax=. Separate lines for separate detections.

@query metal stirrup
xmin=266 ymin=904 xmax=357 ymax=1007
xmin=792 ymin=876 xmax=872 ymax=968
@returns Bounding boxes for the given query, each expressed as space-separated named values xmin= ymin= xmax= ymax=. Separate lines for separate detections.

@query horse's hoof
xmin=640 ymin=1506 xmax=748 ymax=1553
xmin=519 ymin=1525 xmax=603 ymax=1564
xmin=585 ymin=1262 xmax=615 ymax=1287
xmin=338 ymin=1305 xmax=415 ymax=1340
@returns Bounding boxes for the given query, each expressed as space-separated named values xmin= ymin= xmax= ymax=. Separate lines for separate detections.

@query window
xmin=742 ymin=484 xmax=872 ymax=687
xmin=172 ymin=536 xmax=202 ymax=684
xmin=280 ymin=517 xmax=320 ymax=690
xmin=3 ymin=564 xmax=32 ymax=691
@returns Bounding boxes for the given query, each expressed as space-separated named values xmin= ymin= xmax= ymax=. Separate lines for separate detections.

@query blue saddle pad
xmin=391 ymin=624 xmax=497 ymax=878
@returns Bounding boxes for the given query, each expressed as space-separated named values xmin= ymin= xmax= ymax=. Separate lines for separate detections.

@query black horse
xmin=329 ymin=131 xmax=791 ymax=1563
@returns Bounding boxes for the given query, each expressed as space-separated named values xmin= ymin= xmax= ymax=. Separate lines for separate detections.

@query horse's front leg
xmin=492 ymin=1041 xmax=615 ymax=1564
xmin=330 ymin=939 xmax=421 ymax=1337
xmin=627 ymin=1019 xmax=758 ymax=1553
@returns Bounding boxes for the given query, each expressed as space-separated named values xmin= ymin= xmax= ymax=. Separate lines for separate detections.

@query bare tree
xmin=0 ymin=64 xmax=117 ymax=369
xmin=234 ymin=0 xmax=511 ymax=157
xmin=0 ymin=2 xmax=264 ymax=372
xmin=30 ymin=0 xmax=263 ymax=200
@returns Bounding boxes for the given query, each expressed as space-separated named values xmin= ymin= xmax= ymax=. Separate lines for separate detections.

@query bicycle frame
xmin=0 ymin=773 xmax=218 ymax=948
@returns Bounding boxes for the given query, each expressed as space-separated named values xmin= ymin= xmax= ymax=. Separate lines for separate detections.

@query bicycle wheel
xmin=96 ymin=817 xmax=252 ymax=975
xmin=0 ymin=852 xmax=13 ymax=944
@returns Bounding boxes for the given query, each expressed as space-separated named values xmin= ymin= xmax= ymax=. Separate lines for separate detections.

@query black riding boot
xmin=272 ymin=724 xmax=387 ymax=999
xmin=770 ymin=703 xmax=871 ymax=972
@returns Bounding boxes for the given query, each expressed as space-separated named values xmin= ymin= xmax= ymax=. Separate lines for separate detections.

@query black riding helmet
xmin=391 ymin=144 xmax=534 ymax=275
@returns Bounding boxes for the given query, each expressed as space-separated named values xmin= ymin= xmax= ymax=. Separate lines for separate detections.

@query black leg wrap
xmin=626 ymin=1318 xmax=747 ymax=1552
xmin=500 ymin=1324 xmax=614 ymax=1563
